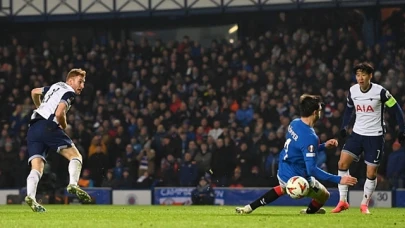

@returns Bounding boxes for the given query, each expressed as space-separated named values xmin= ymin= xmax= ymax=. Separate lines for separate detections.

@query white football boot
xmin=235 ymin=205 xmax=253 ymax=214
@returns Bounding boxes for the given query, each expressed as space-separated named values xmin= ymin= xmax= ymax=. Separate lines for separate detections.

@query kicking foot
xmin=25 ymin=196 xmax=46 ymax=212
xmin=331 ymin=201 xmax=350 ymax=213
xmin=360 ymin=204 xmax=371 ymax=214
xmin=300 ymin=208 xmax=326 ymax=214
xmin=235 ymin=205 xmax=253 ymax=214
xmin=67 ymin=184 xmax=92 ymax=203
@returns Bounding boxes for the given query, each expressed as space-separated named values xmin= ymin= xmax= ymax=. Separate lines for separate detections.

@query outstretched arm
xmin=318 ymin=139 xmax=338 ymax=151
xmin=303 ymin=141 xmax=342 ymax=184
xmin=303 ymin=138 xmax=357 ymax=185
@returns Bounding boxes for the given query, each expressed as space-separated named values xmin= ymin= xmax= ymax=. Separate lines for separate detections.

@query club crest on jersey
xmin=356 ymin=104 xmax=374 ymax=112
xmin=307 ymin=145 xmax=315 ymax=153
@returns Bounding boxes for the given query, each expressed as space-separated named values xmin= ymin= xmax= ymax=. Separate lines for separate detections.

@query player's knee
xmin=338 ymin=160 xmax=349 ymax=170
xmin=315 ymin=189 xmax=330 ymax=204
xmin=61 ymin=146 xmax=82 ymax=161
xmin=30 ymin=158 xmax=45 ymax=173
xmin=74 ymin=153 xmax=83 ymax=162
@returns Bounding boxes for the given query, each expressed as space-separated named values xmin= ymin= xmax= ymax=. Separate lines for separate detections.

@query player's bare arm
xmin=31 ymin=88 xmax=44 ymax=108
xmin=55 ymin=102 xmax=68 ymax=129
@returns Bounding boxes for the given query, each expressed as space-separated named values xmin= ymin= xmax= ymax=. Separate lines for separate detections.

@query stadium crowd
xmin=0 ymin=12 xmax=405 ymax=193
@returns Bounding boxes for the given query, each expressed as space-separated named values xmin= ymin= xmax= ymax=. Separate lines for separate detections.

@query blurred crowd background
xmin=1 ymin=6 xmax=405 ymax=195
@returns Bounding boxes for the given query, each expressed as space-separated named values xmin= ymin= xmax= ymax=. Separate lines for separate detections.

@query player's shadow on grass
xmin=219 ymin=213 xmax=300 ymax=217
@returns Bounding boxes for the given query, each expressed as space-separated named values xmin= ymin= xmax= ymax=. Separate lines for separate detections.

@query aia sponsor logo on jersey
xmin=356 ymin=104 xmax=374 ymax=112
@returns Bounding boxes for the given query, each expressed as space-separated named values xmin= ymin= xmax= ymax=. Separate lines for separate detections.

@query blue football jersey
xmin=278 ymin=118 xmax=341 ymax=185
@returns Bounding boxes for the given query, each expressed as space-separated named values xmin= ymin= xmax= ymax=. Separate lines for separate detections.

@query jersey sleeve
xmin=380 ymin=88 xmax=405 ymax=132
xmin=346 ymin=91 xmax=354 ymax=108
xmin=341 ymin=91 xmax=354 ymax=129
xmin=301 ymin=135 xmax=341 ymax=184
xmin=42 ymin=86 xmax=50 ymax=96
xmin=380 ymin=88 xmax=397 ymax=107
xmin=318 ymin=143 xmax=326 ymax=152
xmin=60 ymin=91 xmax=76 ymax=106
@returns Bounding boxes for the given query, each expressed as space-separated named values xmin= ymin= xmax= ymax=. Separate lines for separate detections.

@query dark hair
xmin=353 ymin=62 xmax=374 ymax=75
xmin=299 ymin=94 xmax=322 ymax=117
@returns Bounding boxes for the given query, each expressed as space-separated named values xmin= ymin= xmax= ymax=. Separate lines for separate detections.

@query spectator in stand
xmin=101 ymin=170 xmax=117 ymax=188
xmin=179 ymin=153 xmax=198 ymax=187
xmin=386 ymin=141 xmax=405 ymax=189
xmin=78 ymin=169 xmax=94 ymax=188
xmin=191 ymin=176 xmax=215 ymax=205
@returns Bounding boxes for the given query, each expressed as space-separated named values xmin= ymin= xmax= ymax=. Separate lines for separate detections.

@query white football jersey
xmin=348 ymin=83 xmax=390 ymax=136
xmin=31 ymin=82 xmax=76 ymax=124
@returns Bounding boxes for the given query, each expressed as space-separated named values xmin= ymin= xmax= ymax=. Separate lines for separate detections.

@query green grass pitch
xmin=1 ymin=205 xmax=404 ymax=228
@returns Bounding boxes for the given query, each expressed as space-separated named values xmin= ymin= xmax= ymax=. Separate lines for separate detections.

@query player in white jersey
xmin=332 ymin=63 xmax=405 ymax=214
xmin=25 ymin=68 xmax=91 ymax=212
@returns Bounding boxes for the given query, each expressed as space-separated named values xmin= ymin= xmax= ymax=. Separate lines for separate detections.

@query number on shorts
xmin=376 ymin=149 xmax=381 ymax=160
xmin=283 ymin=138 xmax=292 ymax=160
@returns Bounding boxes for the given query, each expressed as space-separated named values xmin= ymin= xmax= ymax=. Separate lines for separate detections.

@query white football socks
xmin=338 ymin=169 xmax=349 ymax=202
xmin=68 ymin=158 xmax=82 ymax=185
xmin=361 ymin=178 xmax=377 ymax=206
xmin=26 ymin=169 xmax=41 ymax=199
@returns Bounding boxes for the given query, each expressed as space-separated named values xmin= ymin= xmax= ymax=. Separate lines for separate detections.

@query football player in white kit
xmin=25 ymin=69 xmax=91 ymax=212
xmin=332 ymin=63 xmax=405 ymax=214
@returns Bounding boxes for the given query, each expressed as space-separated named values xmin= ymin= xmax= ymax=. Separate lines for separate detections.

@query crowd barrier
xmin=0 ymin=188 xmax=402 ymax=207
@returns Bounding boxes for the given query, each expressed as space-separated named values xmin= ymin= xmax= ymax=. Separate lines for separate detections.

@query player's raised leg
xmin=26 ymin=157 xmax=47 ymax=212
xmin=60 ymin=146 xmax=92 ymax=203
xmin=235 ymin=185 xmax=284 ymax=214
xmin=301 ymin=178 xmax=330 ymax=214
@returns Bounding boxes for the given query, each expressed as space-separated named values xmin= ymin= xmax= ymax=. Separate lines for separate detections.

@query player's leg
xmin=25 ymin=140 xmax=47 ymax=212
xmin=235 ymin=177 xmax=285 ymax=214
xmin=59 ymin=146 xmax=83 ymax=186
xmin=358 ymin=164 xmax=378 ymax=214
xmin=59 ymin=146 xmax=92 ymax=203
xmin=332 ymin=133 xmax=361 ymax=213
xmin=301 ymin=178 xmax=330 ymax=214
xmin=334 ymin=152 xmax=353 ymax=209
xmin=360 ymin=135 xmax=384 ymax=214
xmin=47 ymin=127 xmax=91 ymax=203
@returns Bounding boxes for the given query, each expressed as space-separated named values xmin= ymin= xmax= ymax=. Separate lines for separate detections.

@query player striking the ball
xmin=25 ymin=68 xmax=92 ymax=212
xmin=332 ymin=63 xmax=405 ymax=214
xmin=236 ymin=94 xmax=357 ymax=214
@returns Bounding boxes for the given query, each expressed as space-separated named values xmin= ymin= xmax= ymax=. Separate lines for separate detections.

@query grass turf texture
xmin=1 ymin=205 xmax=404 ymax=228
